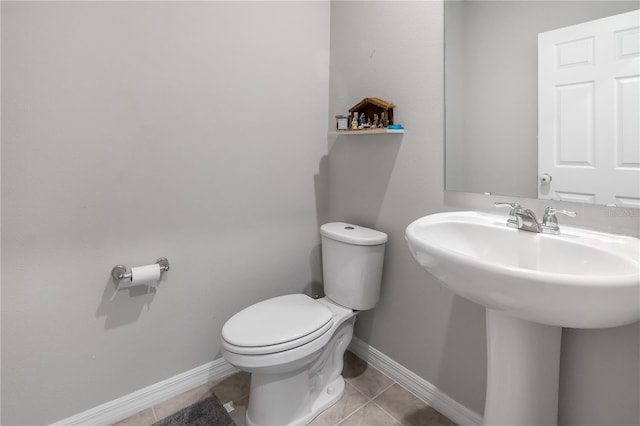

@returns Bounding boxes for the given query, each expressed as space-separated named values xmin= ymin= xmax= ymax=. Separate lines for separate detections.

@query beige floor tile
xmin=227 ymin=395 xmax=248 ymax=426
xmin=212 ymin=371 xmax=251 ymax=404
xmin=308 ymin=382 xmax=370 ymax=426
xmin=152 ymin=381 xmax=217 ymax=420
xmin=338 ymin=401 xmax=402 ymax=426
xmin=344 ymin=357 xmax=394 ymax=399
xmin=111 ymin=408 xmax=156 ymax=426
xmin=373 ymin=383 xmax=456 ymax=426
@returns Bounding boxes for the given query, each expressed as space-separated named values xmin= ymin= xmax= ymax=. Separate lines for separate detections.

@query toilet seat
xmin=222 ymin=294 xmax=334 ymax=355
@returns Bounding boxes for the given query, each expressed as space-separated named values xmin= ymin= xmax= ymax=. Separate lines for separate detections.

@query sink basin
xmin=405 ymin=211 xmax=640 ymax=329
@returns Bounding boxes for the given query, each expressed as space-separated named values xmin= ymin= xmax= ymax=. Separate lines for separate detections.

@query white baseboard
xmin=53 ymin=338 xmax=481 ymax=426
xmin=348 ymin=336 xmax=483 ymax=426
xmin=51 ymin=358 xmax=238 ymax=426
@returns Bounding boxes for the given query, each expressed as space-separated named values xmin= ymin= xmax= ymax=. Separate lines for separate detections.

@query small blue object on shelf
xmin=388 ymin=124 xmax=404 ymax=130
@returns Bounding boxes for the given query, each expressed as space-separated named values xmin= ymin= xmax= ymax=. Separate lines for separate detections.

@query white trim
xmin=348 ymin=336 xmax=483 ymax=426
xmin=53 ymin=339 xmax=482 ymax=426
xmin=51 ymin=358 xmax=238 ymax=426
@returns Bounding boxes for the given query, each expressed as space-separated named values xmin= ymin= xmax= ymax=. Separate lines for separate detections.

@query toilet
xmin=221 ymin=222 xmax=387 ymax=426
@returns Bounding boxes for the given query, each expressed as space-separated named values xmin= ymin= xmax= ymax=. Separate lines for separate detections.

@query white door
xmin=538 ymin=10 xmax=640 ymax=207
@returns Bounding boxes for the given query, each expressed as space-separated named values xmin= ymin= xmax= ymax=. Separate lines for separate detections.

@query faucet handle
xmin=494 ymin=202 xmax=522 ymax=228
xmin=541 ymin=207 xmax=577 ymax=234
xmin=494 ymin=202 xmax=522 ymax=214
xmin=543 ymin=207 xmax=576 ymax=220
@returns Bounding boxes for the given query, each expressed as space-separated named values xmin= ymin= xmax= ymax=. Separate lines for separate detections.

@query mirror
xmin=444 ymin=0 xmax=639 ymax=207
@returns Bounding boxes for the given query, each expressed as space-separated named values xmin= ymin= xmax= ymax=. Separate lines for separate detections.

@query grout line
xmin=335 ymin=403 xmax=363 ymax=426
xmin=345 ymin=380 xmax=370 ymax=401
xmin=336 ymin=399 xmax=402 ymax=426
xmin=369 ymin=381 xmax=396 ymax=400
xmin=332 ymin=398 xmax=371 ymax=426
xmin=343 ymin=370 xmax=395 ymax=400
xmin=313 ymin=381 xmax=369 ymax=426
xmin=369 ymin=398 xmax=405 ymax=426
xmin=338 ymin=383 xmax=374 ymax=425
xmin=336 ymin=378 xmax=398 ymax=425
xmin=338 ymin=355 xmax=400 ymax=424
xmin=368 ymin=381 xmax=406 ymax=426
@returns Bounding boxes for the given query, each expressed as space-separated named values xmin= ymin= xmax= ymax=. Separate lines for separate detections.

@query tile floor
xmin=114 ymin=351 xmax=456 ymax=426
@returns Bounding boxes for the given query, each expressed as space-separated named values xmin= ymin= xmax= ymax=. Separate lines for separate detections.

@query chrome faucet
xmin=494 ymin=202 xmax=576 ymax=234
xmin=494 ymin=202 xmax=541 ymax=232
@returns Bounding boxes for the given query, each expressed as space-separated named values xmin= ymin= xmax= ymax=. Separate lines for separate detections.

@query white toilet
xmin=221 ymin=222 xmax=387 ymax=426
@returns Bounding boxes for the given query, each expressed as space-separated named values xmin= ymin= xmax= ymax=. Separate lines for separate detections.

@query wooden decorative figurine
xmin=348 ymin=97 xmax=395 ymax=130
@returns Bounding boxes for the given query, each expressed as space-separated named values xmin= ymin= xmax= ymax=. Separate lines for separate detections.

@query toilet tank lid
xmin=320 ymin=222 xmax=388 ymax=246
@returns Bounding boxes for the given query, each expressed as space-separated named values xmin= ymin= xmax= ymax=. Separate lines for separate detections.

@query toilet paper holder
xmin=111 ymin=257 xmax=170 ymax=281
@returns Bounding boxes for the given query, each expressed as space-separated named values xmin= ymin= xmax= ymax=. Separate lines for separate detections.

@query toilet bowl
xmin=222 ymin=295 xmax=355 ymax=425
xmin=221 ymin=223 xmax=387 ymax=426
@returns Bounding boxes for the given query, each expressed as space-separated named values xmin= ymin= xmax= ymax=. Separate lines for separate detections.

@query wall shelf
xmin=333 ymin=128 xmax=404 ymax=135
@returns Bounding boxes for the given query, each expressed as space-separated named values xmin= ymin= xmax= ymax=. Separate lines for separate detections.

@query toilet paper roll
xmin=130 ymin=264 xmax=161 ymax=285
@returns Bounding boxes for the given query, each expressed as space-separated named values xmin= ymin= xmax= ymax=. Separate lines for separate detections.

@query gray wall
xmin=329 ymin=1 xmax=639 ymax=425
xmin=2 ymin=1 xmax=639 ymax=426
xmin=1 ymin=2 xmax=330 ymax=424
xmin=329 ymin=0 xmax=487 ymax=415
xmin=445 ymin=1 xmax=639 ymax=197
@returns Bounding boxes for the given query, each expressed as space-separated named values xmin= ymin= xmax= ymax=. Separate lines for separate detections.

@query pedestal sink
xmin=405 ymin=211 xmax=640 ymax=425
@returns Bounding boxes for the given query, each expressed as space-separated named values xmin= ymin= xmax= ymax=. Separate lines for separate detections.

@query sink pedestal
xmin=484 ymin=309 xmax=562 ymax=426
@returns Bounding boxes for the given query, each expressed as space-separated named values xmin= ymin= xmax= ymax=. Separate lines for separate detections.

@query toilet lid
xmin=222 ymin=294 xmax=333 ymax=351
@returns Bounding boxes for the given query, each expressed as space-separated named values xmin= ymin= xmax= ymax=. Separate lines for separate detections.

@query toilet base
xmin=246 ymin=375 xmax=345 ymax=426
xmin=306 ymin=376 xmax=346 ymax=423
xmin=244 ymin=310 xmax=355 ymax=426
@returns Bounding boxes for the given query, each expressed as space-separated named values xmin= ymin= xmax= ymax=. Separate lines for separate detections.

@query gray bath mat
xmin=152 ymin=394 xmax=235 ymax=426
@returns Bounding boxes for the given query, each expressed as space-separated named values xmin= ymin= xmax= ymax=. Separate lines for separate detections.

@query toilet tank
xmin=320 ymin=222 xmax=388 ymax=310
